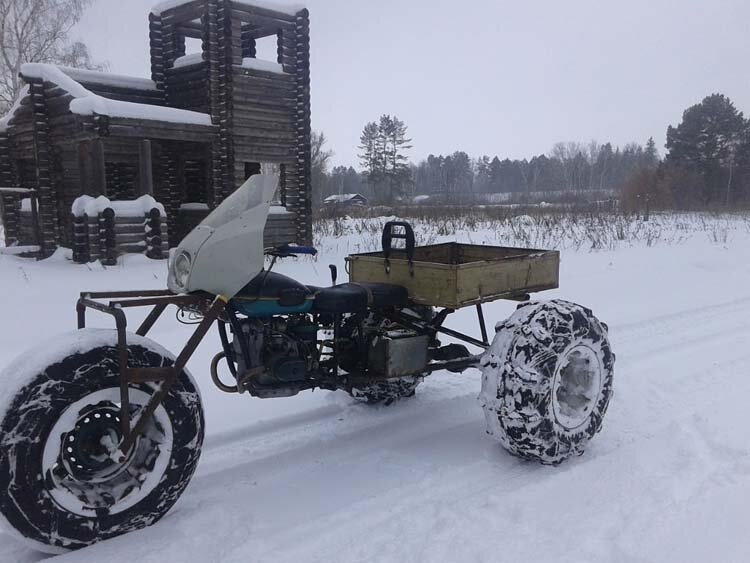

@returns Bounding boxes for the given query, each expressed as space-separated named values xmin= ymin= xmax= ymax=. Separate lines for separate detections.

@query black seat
xmin=235 ymin=271 xmax=313 ymax=303
xmin=309 ymin=284 xmax=368 ymax=313
xmin=310 ymin=282 xmax=409 ymax=314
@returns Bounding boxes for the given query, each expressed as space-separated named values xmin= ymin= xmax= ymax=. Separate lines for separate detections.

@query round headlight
xmin=173 ymin=251 xmax=192 ymax=289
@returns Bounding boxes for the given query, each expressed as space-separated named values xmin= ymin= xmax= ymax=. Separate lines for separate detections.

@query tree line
xmin=413 ymin=139 xmax=658 ymax=198
xmin=314 ymin=93 xmax=750 ymax=209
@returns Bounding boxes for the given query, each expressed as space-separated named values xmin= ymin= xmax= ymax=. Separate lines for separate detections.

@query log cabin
xmin=0 ymin=0 xmax=311 ymax=263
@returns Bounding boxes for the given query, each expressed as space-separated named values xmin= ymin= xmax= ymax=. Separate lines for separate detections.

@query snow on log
xmin=179 ymin=202 xmax=210 ymax=211
xmin=20 ymin=63 xmax=212 ymax=127
xmin=241 ymin=58 xmax=287 ymax=74
xmin=59 ymin=67 xmax=157 ymax=91
xmin=72 ymin=195 xmax=166 ymax=218
xmin=173 ymin=53 xmax=205 ymax=69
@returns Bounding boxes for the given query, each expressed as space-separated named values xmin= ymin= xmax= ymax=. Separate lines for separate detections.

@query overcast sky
xmin=75 ymin=0 xmax=750 ymax=169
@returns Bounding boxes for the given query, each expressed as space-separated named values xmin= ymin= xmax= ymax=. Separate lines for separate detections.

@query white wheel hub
xmin=42 ymin=388 xmax=173 ymax=517
xmin=551 ymin=344 xmax=603 ymax=431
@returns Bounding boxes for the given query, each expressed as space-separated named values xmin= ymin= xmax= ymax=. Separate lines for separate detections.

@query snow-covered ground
xmin=1 ymin=213 xmax=750 ymax=562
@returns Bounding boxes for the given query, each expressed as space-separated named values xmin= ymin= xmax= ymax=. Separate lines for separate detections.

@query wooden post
xmin=294 ymin=9 xmax=312 ymax=244
xmin=28 ymin=78 xmax=59 ymax=256
xmin=145 ymin=208 xmax=163 ymax=259
xmin=28 ymin=191 xmax=43 ymax=259
xmin=91 ymin=139 xmax=107 ymax=197
xmin=139 ymin=140 xmax=154 ymax=196
xmin=78 ymin=141 xmax=92 ymax=195
xmin=99 ymin=207 xmax=116 ymax=265
xmin=72 ymin=213 xmax=89 ymax=263
xmin=0 ymin=134 xmax=19 ymax=246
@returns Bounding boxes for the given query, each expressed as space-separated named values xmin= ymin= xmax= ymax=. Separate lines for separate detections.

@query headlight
xmin=173 ymin=251 xmax=192 ymax=290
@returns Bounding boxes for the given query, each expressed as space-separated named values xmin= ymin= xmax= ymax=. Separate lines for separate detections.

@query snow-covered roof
xmin=19 ymin=63 xmax=212 ymax=127
xmin=152 ymin=0 xmax=304 ymax=16
xmin=0 ymin=84 xmax=29 ymax=133
xmin=323 ymin=193 xmax=367 ymax=204
xmin=72 ymin=195 xmax=166 ymax=218
xmin=59 ymin=67 xmax=157 ymax=91
xmin=173 ymin=53 xmax=204 ymax=69
xmin=241 ymin=58 xmax=286 ymax=74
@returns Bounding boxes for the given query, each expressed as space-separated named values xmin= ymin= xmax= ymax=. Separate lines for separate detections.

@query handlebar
xmin=265 ymin=244 xmax=318 ymax=258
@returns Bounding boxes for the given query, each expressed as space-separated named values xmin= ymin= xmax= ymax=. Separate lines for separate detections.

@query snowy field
xmin=2 ymin=213 xmax=750 ymax=562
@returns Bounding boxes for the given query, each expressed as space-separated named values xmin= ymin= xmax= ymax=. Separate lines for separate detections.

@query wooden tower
xmin=149 ymin=0 xmax=312 ymax=243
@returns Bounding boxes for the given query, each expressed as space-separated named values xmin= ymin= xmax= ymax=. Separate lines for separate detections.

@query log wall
xmin=0 ymin=135 xmax=20 ymax=245
xmin=0 ymin=1 xmax=313 ymax=256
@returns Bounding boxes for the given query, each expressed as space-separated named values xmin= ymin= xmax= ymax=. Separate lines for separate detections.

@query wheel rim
xmin=551 ymin=344 xmax=603 ymax=431
xmin=42 ymin=388 xmax=173 ymax=517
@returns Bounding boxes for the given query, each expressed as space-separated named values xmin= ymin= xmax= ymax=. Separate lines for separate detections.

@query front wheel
xmin=0 ymin=330 xmax=204 ymax=552
xmin=479 ymin=300 xmax=614 ymax=465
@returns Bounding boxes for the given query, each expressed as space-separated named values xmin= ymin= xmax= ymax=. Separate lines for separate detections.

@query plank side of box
xmin=347 ymin=247 xmax=560 ymax=309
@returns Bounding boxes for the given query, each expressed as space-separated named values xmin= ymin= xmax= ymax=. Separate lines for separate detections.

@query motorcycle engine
xmin=232 ymin=317 xmax=318 ymax=396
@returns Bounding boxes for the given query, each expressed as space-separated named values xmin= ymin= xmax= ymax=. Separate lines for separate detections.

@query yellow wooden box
xmin=346 ymin=243 xmax=560 ymax=309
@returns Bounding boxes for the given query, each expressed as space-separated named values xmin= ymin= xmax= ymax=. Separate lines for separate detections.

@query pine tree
xmin=358 ymin=121 xmax=382 ymax=193
xmin=666 ymin=93 xmax=746 ymax=202
xmin=644 ymin=137 xmax=659 ymax=168
xmin=358 ymin=115 xmax=412 ymax=203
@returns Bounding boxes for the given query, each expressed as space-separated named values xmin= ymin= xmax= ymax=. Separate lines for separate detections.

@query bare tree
xmin=311 ymin=130 xmax=333 ymax=203
xmin=0 ymin=0 xmax=104 ymax=111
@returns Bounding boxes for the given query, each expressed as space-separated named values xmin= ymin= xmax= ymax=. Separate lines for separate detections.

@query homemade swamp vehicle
xmin=0 ymin=175 xmax=614 ymax=551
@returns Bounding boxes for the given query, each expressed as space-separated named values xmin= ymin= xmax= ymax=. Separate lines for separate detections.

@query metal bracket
xmin=76 ymin=290 xmax=226 ymax=455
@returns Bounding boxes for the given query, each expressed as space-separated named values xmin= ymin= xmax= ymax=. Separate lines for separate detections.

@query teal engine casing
xmin=231 ymin=298 xmax=313 ymax=318
xmin=231 ymin=316 xmax=319 ymax=396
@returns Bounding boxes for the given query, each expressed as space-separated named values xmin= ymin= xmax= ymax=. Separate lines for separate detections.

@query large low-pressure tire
xmin=479 ymin=300 xmax=614 ymax=465
xmin=0 ymin=329 xmax=204 ymax=552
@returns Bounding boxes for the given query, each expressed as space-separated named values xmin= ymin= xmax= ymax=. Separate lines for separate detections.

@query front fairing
xmin=168 ymin=174 xmax=278 ymax=298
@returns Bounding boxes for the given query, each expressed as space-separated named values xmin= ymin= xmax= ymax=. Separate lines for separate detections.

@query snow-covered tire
xmin=0 ymin=330 xmax=204 ymax=552
xmin=479 ymin=300 xmax=614 ymax=465
xmin=350 ymin=376 xmax=422 ymax=405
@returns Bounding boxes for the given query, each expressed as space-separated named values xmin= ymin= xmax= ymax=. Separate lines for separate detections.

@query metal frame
xmin=74 ymin=286 xmax=503 ymax=456
xmin=76 ymin=289 xmax=227 ymax=456
xmin=385 ymin=304 xmax=491 ymax=350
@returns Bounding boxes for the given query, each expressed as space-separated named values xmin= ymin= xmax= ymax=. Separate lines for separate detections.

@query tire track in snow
xmin=217 ymin=350 xmax=750 ymax=563
xmin=609 ymin=294 xmax=750 ymax=346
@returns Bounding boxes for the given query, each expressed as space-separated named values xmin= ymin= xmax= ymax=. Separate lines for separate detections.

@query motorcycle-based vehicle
xmin=0 ymin=175 xmax=614 ymax=552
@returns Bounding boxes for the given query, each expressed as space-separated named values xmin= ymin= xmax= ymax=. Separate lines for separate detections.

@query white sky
xmin=75 ymin=0 xmax=750 ymax=169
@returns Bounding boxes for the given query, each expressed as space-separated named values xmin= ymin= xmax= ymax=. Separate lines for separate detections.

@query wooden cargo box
xmin=346 ymin=243 xmax=560 ymax=309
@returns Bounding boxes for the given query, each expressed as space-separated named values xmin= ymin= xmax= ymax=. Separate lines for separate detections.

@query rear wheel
xmin=479 ymin=300 xmax=614 ymax=465
xmin=0 ymin=330 xmax=204 ymax=552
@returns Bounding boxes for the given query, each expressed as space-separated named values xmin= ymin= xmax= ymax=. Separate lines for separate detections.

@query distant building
xmin=323 ymin=193 xmax=368 ymax=208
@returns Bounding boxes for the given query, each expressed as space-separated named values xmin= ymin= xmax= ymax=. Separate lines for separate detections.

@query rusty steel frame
xmin=76 ymin=290 xmax=226 ymax=456
xmin=385 ymin=306 xmax=491 ymax=351
xmin=73 ymin=287 xmax=497 ymax=456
